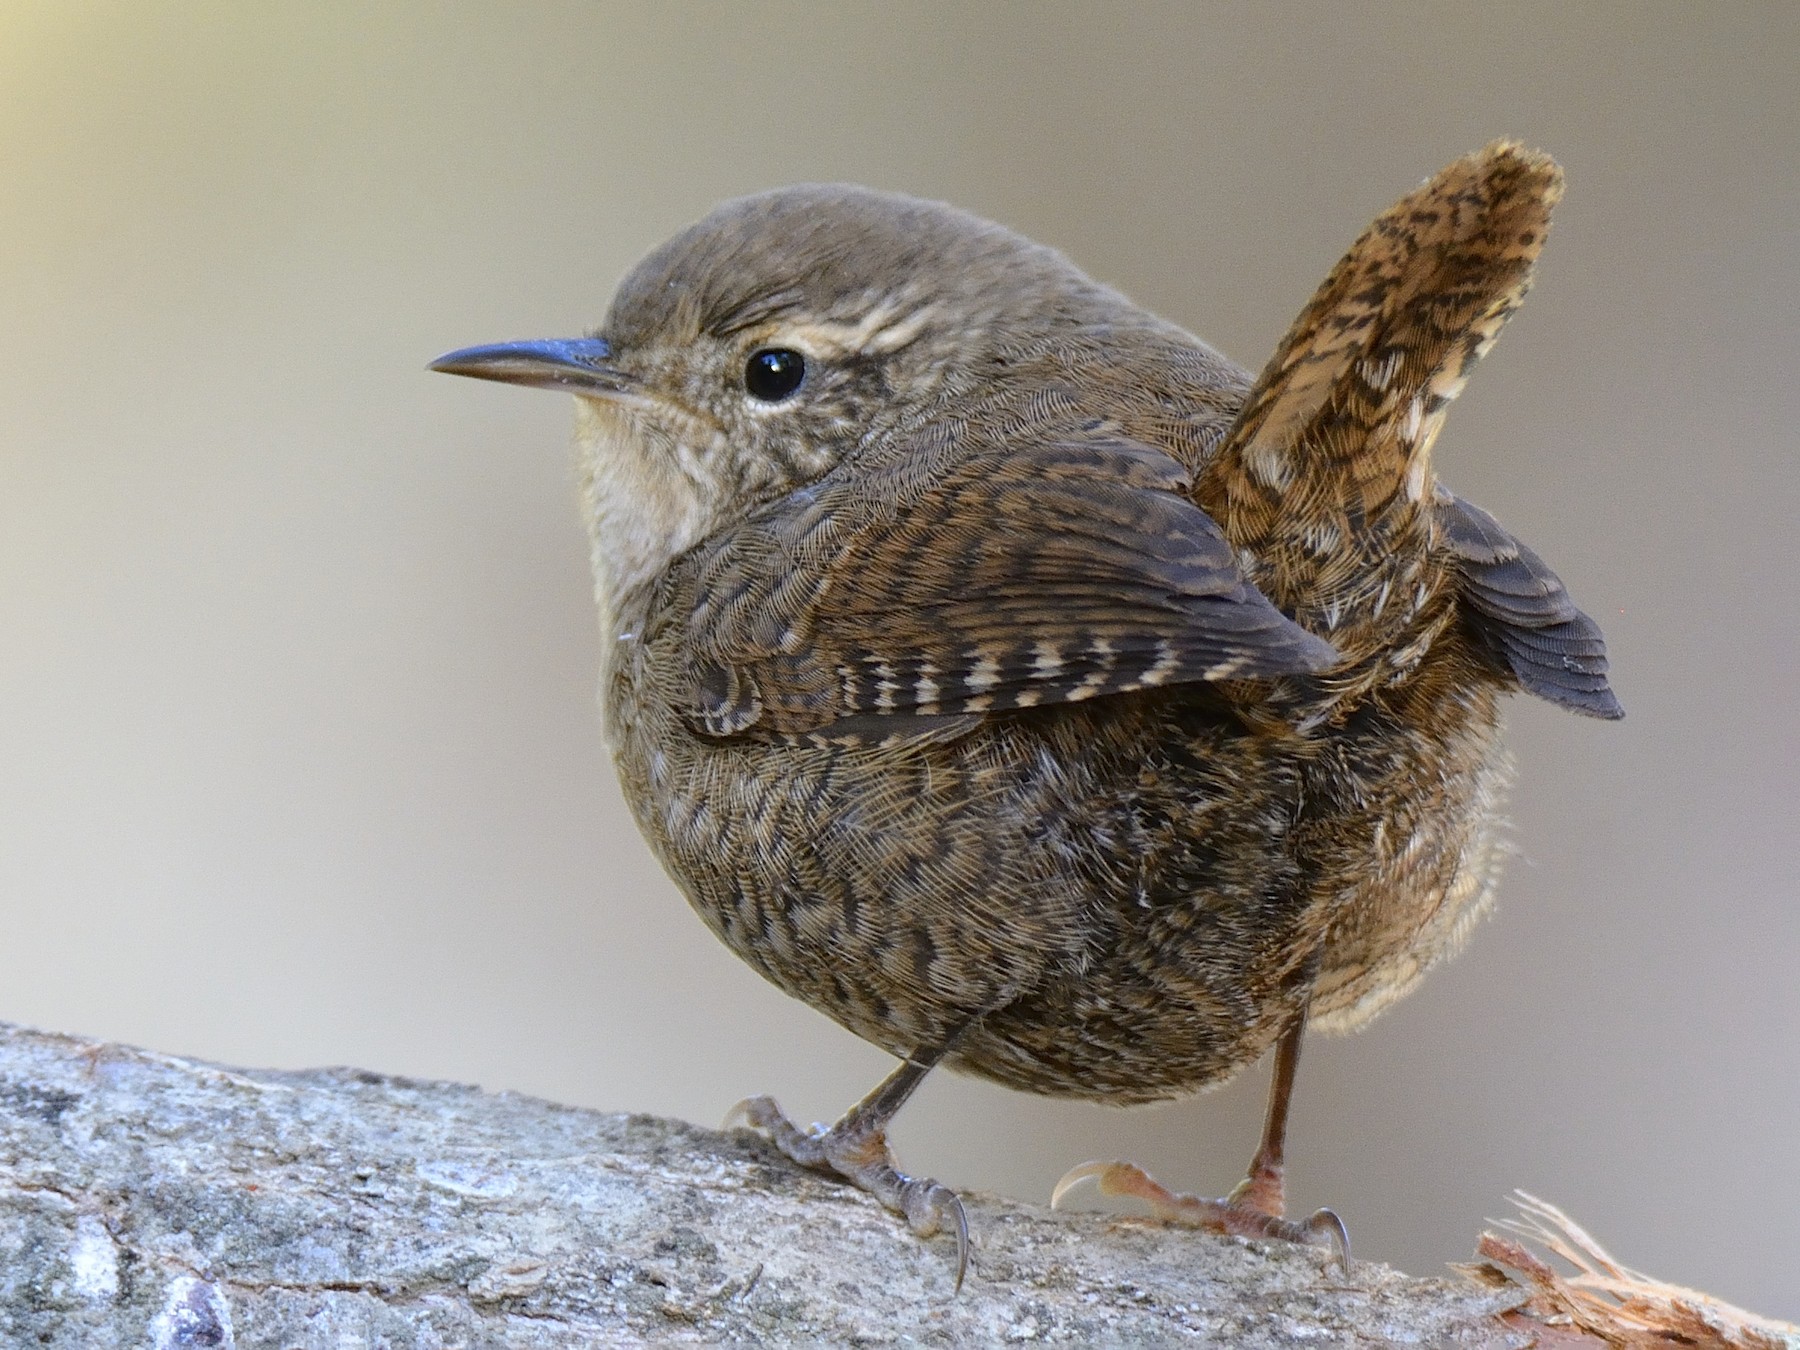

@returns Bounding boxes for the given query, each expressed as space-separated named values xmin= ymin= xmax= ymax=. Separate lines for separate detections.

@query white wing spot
xmin=965 ymin=653 xmax=1000 ymax=694
xmin=1140 ymin=639 xmax=1180 ymax=686
xmin=872 ymin=660 xmax=899 ymax=712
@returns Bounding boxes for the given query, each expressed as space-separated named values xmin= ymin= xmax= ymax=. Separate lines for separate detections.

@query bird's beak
xmin=428 ymin=337 xmax=634 ymax=397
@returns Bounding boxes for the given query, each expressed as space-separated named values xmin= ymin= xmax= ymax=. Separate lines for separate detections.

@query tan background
xmin=3 ymin=0 xmax=1796 ymax=1316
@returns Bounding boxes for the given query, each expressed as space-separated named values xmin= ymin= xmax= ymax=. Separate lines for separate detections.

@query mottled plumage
xmin=432 ymin=141 xmax=1619 ymax=1285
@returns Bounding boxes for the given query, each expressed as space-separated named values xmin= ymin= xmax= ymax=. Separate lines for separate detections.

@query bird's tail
xmin=1198 ymin=142 xmax=1563 ymax=626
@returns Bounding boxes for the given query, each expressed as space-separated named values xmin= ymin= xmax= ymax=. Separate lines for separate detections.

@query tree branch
xmin=0 ymin=1021 xmax=1760 ymax=1348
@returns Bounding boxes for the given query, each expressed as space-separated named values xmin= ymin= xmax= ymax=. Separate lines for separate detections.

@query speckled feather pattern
xmin=581 ymin=142 xmax=1617 ymax=1103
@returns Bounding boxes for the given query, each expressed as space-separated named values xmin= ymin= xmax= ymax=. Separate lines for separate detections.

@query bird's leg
xmin=725 ymin=1032 xmax=971 ymax=1289
xmin=1053 ymin=1012 xmax=1350 ymax=1269
xmin=1227 ymin=1013 xmax=1305 ymax=1218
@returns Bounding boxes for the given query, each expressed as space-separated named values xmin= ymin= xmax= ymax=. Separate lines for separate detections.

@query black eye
xmin=744 ymin=348 xmax=806 ymax=402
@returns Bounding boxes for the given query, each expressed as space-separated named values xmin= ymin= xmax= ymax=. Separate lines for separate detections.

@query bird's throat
xmin=572 ymin=396 xmax=722 ymax=644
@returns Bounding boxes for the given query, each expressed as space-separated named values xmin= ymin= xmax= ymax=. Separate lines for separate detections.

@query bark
xmin=0 ymin=1021 xmax=1675 ymax=1347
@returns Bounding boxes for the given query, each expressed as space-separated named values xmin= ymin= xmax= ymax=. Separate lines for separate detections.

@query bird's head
xmin=432 ymin=184 xmax=1126 ymax=610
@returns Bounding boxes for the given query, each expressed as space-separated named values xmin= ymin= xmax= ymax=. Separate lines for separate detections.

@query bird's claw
xmin=1052 ymin=1158 xmax=1349 ymax=1271
xmin=723 ymin=1094 xmax=829 ymax=1162
xmin=900 ymin=1175 xmax=970 ymax=1292
xmin=729 ymin=1092 xmax=970 ymax=1292
xmin=1301 ymin=1206 xmax=1351 ymax=1271
xmin=720 ymin=1097 xmax=757 ymax=1132
xmin=1050 ymin=1158 xmax=1122 ymax=1210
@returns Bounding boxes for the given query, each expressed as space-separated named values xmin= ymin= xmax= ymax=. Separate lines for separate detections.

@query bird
xmin=430 ymin=141 xmax=1620 ymax=1290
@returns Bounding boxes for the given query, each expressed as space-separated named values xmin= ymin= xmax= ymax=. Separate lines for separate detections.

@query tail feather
xmin=1205 ymin=142 xmax=1564 ymax=576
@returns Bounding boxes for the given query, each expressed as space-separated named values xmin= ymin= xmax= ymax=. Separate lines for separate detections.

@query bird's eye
xmin=743 ymin=348 xmax=806 ymax=402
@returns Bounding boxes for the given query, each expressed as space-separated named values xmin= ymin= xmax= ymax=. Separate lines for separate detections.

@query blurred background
xmin=3 ymin=0 xmax=1795 ymax=1317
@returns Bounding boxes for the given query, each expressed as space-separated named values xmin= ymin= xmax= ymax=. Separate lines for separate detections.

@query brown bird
xmin=431 ymin=141 xmax=1619 ymax=1288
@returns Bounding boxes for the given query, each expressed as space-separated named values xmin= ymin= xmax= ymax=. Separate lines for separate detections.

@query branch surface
xmin=1 ymin=1021 xmax=1540 ymax=1347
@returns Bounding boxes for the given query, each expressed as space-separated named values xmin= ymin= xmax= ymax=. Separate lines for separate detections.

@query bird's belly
xmin=1303 ymin=684 xmax=1514 ymax=1035
xmin=611 ymin=689 xmax=1329 ymax=1102
xmin=950 ymin=701 xmax=1326 ymax=1102
xmin=610 ymin=705 xmax=1096 ymax=1059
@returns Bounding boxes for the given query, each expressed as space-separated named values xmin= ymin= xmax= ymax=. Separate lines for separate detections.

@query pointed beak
xmin=428 ymin=337 xmax=634 ymax=397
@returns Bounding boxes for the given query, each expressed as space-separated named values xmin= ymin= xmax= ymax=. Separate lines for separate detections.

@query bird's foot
xmin=725 ymin=1094 xmax=970 ymax=1291
xmin=1052 ymin=1159 xmax=1349 ymax=1270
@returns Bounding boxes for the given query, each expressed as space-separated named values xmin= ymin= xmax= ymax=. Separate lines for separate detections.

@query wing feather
xmin=1439 ymin=494 xmax=1623 ymax=720
xmin=673 ymin=428 xmax=1340 ymax=740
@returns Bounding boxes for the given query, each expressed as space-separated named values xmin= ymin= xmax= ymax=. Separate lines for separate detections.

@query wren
xmin=432 ymin=142 xmax=1620 ymax=1288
